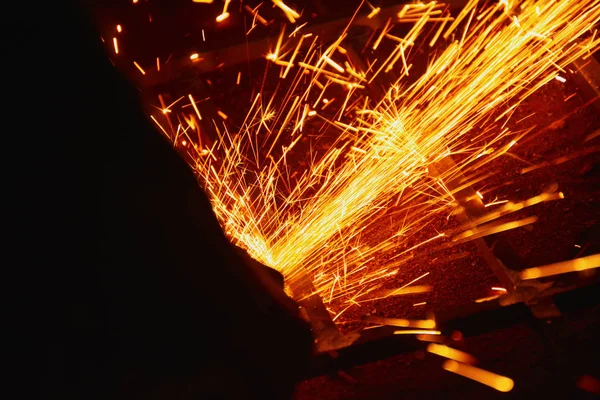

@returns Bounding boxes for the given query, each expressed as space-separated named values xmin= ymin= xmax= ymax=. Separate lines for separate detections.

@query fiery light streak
xmin=147 ymin=0 xmax=600 ymax=319
xmin=133 ymin=61 xmax=145 ymax=75
xmin=443 ymin=360 xmax=514 ymax=392
xmin=520 ymin=254 xmax=600 ymax=279
xmin=427 ymin=343 xmax=478 ymax=364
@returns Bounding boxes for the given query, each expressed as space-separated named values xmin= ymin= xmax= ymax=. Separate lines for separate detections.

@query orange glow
xmin=112 ymin=37 xmax=119 ymax=54
xmin=190 ymin=53 xmax=200 ymax=60
xmin=116 ymin=24 xmax=122 ymax=33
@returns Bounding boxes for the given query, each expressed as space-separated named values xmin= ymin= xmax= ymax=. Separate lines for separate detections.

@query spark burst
xmin=148 ymin=0 xmax=600 ymax=320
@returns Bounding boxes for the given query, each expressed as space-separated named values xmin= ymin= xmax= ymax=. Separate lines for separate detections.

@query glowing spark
xmin=413 ymin=301 xmax=427 ymax=306
xmin=520 ymin=254 xmax=600 ymax=280
xmin=188 ymin=94 xmax=202 ymax=121
xmin=216 ymin=12 xmax=230 ymax=22
xmin=116 ymin=24 xmax=122 ymax=33
xmin=368 ymin=7 xmax=380 ymax=19
xmin=443 ymin=360 xmax=514 ymax=392
xmin=192 ymin=0 xmax=214 ymax=2
xmin=394 ymin=330 xmax=441 ymax=335
xmin=427 ymin=343 xmax=477 ymax=364
xmin=133 ymin=61 xmax=145 ymax=75
xmin=322 ymin=55 xmax=345 ymax=73
xmin=217 ymin=110 xmax=229 ymax=120
xmin=491 ymin=287 xmax=507 ymax=292
xmin=366 ymin=316 xmax=436 ymax=329
xmin=190 ymin=53 xmax=200 ymax=60
xmin=555 ymin=75 xmax=566 ymax=83
xmin=112 ymin=37 xmax=119 ymax=54
xmin=156 ymin=57 xmax=160 ymax=71
xmin=272 ymin=0 xmax=300 ymax=23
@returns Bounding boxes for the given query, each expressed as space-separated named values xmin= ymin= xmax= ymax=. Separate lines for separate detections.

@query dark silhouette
xmin=6 ymin=1 xmax=313 ymax=399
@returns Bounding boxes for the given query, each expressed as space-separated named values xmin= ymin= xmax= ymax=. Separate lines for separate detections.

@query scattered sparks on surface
xmin=128 ymin=0 xmax=600 ymax=321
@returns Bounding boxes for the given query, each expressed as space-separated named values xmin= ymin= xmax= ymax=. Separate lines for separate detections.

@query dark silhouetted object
xmin=6 ymin=1 xmax=313 ymax=399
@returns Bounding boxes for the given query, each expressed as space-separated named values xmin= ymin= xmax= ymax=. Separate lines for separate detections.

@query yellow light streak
xmin=394 ymin=329 xmax=441 ymax=335
xmin=112 ymin=37 xmax=119 ymax=54
xmin=368 ymin=7 xmax=380 ymax=19
xmin=216 ymin=12 xmax=230 ymax=22
xmin=272 ymin=0 xmax=300 ymax=23
xmin=443 ymin=360 xmax=514 ymax=392
xmin=188 ymin=94 xmax=202 ymax=121
xmin=520 ymin=254 xmax=600 ymax=280
xmin=133 ymin=61 xmax=145 ymax=75
xmin=427 ymin=343 xmax=477 ymax=364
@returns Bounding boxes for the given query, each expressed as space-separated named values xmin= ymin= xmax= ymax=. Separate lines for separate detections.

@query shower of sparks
xmin=142 ymin=0 xmax=600 ymax=318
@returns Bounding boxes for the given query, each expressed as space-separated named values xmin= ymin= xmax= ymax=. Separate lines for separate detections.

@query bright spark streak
xmin=443 ymin=360 xmax=514 ymax=392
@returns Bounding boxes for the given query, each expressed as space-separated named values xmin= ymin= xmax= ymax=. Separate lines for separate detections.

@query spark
xmin=394 ymin=329 xmax=441 ymax=335
xmin=116 ymin=24 xmax=122 ymax=33
xmin=427 ymin=343 xmax=477 ymax=364
xmin=443 ymin=360 xmax=514 ymax=392
xmin=272 ymin=0 xmax=300 ymax=23
xmin=188 ymin=94 xmax=202 ymax=121
xmin=192 ymin=0 xmax=214 ymax=2
xmin=216 ymin=12 xmax=230 ymax=22
xmin=190 ymin=53 xmax=200 ymax=60
xmin=368 ymin=7 xmax=381 ymax=19
xmin=520 ymin=254 xmax=600 ymax=280
xmin=112 ymin=37 xmax=119 ymax=54
xmin=133 ymin=61 xmax=145 ymax=75
xmin=555 ymin=75 xmax=566 ymax=83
